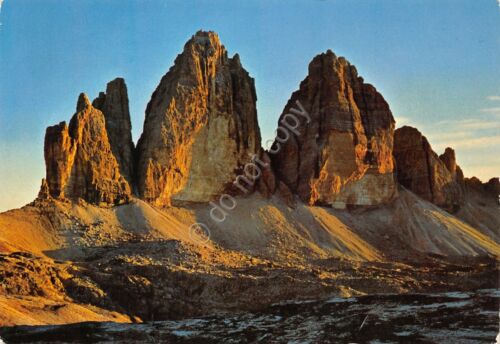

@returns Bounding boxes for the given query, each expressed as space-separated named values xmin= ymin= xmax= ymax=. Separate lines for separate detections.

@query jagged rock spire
xmin=393 ymin=126 xmax=464 ymax=212
xmin=43 ymin=91 xmax=131 ymax=205
xmin=270 ymin=50 xmax=397 ymax=208
xmin=135 ymin=30 xmax=261 ymax=205
xmin=93 ymin=78 xmax=135 ymax=186
xmin=76 ymin=93 xmax=91 ymax=112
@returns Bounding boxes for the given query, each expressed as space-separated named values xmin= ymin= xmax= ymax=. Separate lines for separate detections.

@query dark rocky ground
xmin=1 ymin=288 xmax=498 ymax=343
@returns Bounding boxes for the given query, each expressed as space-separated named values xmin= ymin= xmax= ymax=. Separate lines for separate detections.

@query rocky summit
xmin=43 ymin=93 xmax=131 ymax=205
xmin=135 ymin=31 xmax=261 ymax=205
xmin=393 ymin=126 xmax=464 ymax=213
xmin=271 ymin=50 xmax=397 ymax=208
xmin=3 ymin=31 xmax=499 ymax=341
xmin=92 ymin=78 xmax=135 ymax=187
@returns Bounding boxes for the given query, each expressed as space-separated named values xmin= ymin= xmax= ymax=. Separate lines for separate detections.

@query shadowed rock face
xmin=135 ymin=31 xmax=261 ymax=205
xmin=256 ymin=150 xmax=276 ymax=198
xmin=93 ymin=78 xmax=135 ymax=186
xmin=464 ymin=176 xmax=500 ymax=201
xmin=484 ymin=177 xmax=500 ymax=199
xmin=393 ymin=126 xmax=464 ymax=212
xmin=439 ymin=147 xmax=464 ymax=183
xmin=43 ymin=94 xmax=131 ymax=205
xmin=271 ymin=50 xmax=397 ymax=208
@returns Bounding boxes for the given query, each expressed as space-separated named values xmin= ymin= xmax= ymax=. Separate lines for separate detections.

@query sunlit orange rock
xmin=43 ymin=93 xmax=131 ymax=205
xmin=135 ymin=31 xmax=261 ymax=205
xmin=271 ymin=50 xmax=397 ymax=208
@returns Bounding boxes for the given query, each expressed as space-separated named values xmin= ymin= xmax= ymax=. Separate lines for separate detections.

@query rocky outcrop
xmin=43 ymin=121 xmax=76 ymax=199
xmin=439 ymin=147 xmax=464 ymax=184
xmin=464 ymin=176 xmax=500 ymax=202
xmin=37 ymin=179 xmax=50 ymax=200
xmin=271 ymin=50 xmax=397 ymax=208
xmin=484 ymin=177 xmax=500 ymax=200
xmin=92 ymin=78 xmax=135 ymax=186
xmin=135 ymin=31 xmax=261 ymax=205
xmin=393 ymin=126 xmax=464 ymax=212
xmin=43 ymin=93 xmax=131 ymax=205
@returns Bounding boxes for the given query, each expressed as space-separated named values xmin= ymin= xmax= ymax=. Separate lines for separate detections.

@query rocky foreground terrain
xmin=0 ymin=31 xmax=498 ymax=342
xmin=2 ymin=289 xmax=498 ymax=343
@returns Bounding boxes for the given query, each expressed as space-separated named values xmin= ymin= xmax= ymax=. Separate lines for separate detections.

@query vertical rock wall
xmin=135 ymin=31 xmax=261 ymax=205
xmin=271 ymin=50 xmax=397 ymax=208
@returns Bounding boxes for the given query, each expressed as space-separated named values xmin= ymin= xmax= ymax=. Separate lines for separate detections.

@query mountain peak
xmin=43 ymin=84 xmax=132 ymax=205
xmin=271 ymin=51 xmax=397 ymax=208
xmin=135 ymin=31 xmax=260 ymax=205
xmin=185 ymin=30 xmax=223 ymax=54
xmin=393 ymin=126 xmax=464 ymax=212
xmin=76 ymin=93 xmax=91 ymax=112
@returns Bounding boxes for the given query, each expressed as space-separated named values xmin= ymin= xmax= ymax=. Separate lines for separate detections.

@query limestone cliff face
xmin=43 ymin=94 xmax=131 ymax=205
xmin=393 ymin=126 xmax=464 ymax=212
xmin=92 ymin=78 xmax=135 ymax=186
xmin=271 ymin=50 xmax=397 ymax=208
xmin=135 ymin=31 xmax=261 ymax=205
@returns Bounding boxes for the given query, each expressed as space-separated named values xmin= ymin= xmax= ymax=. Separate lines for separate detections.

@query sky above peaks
xmin=0 ymin=0 xmax=499 ymax=211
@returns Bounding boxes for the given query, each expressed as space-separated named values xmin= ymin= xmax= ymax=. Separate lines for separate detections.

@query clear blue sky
xmin=0 ymin=0 xmax=499 ymax=211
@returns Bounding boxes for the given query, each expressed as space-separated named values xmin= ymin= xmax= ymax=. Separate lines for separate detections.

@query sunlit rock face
xmin=135 ymin=31 xmax=261 ymax=205
xmin=92 ymin=78 xmax=135 ymax=187
xmin=43 ymin=93 xmax=131 ymax=205
xmin=393 ymin=126 xmax=464 ymax=212
xmin=271 ymin=50 xmax=397 ymax=208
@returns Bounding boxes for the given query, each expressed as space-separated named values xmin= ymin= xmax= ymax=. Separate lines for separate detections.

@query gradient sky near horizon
xmin=0 ymin=0 xmax=499 ymax=212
